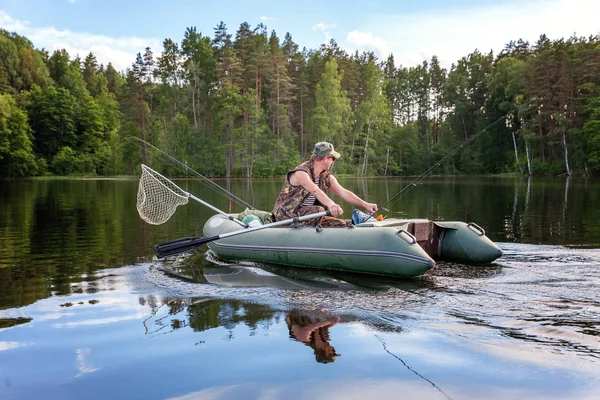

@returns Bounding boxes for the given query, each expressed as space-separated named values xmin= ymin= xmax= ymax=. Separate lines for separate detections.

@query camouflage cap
xmin=312 ymin=142 xmax=341 ymax=159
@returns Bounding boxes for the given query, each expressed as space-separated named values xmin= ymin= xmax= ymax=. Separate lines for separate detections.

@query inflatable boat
xmin=200 ymin=213 xmax=503 ymax=278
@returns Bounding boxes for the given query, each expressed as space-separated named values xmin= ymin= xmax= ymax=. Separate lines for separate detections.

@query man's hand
xmin=328 ymin=203 xmax=344 ymax=217
xmin=364 ymin=203 xmax=378 ymax=214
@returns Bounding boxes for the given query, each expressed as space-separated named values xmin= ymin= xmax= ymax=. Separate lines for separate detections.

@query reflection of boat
xmin=159 ymin=252 xmax=437 ymax=291
xmin=202 ymin=264 xmax=341 ymax=290
xmin=203 ymin=214 xmax=503 ymax=278
xmin=158 ymin=253 xmax=348 ymax=290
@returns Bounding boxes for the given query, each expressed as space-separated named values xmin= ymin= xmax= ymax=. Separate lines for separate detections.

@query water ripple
xmin=137 ymin=242 xmax=600 ymax=364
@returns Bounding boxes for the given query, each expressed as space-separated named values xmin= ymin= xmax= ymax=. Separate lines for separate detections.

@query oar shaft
xmin=217 ymin=210 xmax=330 ymax=240
xmin=154 ymin=210 xmax=331 ymax=258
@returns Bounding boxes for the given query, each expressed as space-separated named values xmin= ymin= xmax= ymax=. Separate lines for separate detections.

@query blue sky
xmin=1 ymin=0 xmax=599 ymax=72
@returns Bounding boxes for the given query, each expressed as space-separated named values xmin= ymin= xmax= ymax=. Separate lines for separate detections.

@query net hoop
xmin=136 ymin=164 xmax=190 ymax=225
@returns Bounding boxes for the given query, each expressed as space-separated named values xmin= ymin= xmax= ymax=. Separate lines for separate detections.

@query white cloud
xmin=312 ymin=22 xmax=336 ymax=31
xmin=0 ymin=10 xmax=161 ymax=72
xmin=344 ymin=0 xmax=600 ymax=68
xmin=312 ymin=22 xmax=337 ymax=44
xmin=260 ymin=16 xmax=275 ymax=21
xmin=346 ymin=30 xmax=393 ymax=60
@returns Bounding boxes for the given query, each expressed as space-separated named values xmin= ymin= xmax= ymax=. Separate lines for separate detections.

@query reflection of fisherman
xmin=286 ymin=310 xmax=341 ymax=364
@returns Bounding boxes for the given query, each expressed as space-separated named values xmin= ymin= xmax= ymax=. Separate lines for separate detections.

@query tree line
xmin=1 ymin=24 xmax=599 ymax=178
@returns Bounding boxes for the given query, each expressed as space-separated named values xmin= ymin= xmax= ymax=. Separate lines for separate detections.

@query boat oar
xmin=155 ymin=210 xmax=331 ymax=258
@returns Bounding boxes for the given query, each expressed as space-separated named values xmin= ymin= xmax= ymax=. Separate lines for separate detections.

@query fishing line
xmin=375 ymin=334 xmax=454 ymax=400
xmin=369 ymin=115 xmax=507 ymax=219
xmin=127 ymin=137 xmax=254 ymax=210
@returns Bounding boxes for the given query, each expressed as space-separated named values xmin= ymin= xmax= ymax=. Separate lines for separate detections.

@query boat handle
xmin=396 ymin=229 xmax=417 ymax=245
xmin=466 ymin=222 xmax=485 ymax=236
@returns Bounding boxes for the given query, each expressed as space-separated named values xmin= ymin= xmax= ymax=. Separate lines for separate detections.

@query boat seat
xmin=407 ymin=222 xmax=442 ymax=260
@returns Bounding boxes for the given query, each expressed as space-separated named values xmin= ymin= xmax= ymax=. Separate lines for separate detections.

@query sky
xmin=1 ymin=0 xmax=599 ymax=72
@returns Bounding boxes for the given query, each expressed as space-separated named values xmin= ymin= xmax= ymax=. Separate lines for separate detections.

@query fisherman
xmin=272 ymin=141 xmax=378 ymax=227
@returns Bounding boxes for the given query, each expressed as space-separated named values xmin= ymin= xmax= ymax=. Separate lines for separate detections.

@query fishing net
xmin=137 ymin=164 xmax=189 ymax=225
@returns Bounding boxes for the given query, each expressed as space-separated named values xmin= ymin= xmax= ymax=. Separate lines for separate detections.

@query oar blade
xmin=155 ymin=235 xmax=219 ymax=258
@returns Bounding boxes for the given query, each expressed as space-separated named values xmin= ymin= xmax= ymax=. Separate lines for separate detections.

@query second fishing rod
xmin=366 ymin=115 xmax=507 ymax=220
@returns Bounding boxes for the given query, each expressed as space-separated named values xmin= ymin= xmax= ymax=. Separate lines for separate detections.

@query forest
xmin=1 ymin=22 xmax=599 ymax=178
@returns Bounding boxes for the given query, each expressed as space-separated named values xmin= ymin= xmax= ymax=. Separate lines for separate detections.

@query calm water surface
xmin=0 ymin=176 xmax=599 ymax=400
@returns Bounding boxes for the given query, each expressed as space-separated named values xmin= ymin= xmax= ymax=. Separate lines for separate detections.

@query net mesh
xmin=137 ymin=164 xmax=189 ymax=225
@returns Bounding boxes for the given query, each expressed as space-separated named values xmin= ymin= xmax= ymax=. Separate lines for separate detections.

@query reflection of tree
xmin=145 ymin=299 xmax=345 ymax=364
xmin=0 ymin=180 xmax=144 ymax=310
xmin=286 ymin=309 xmax=341 ymax=364
xmin=188 ymin=299 xmax=278 ymax=336
xmin=0 ymin=317 xmax=32 ymax=329
xmin=138 ymin=293 xmax=417 ymax=344
xmin=140 ymin=297 xmax=205 ymax=336
xmin=140 ymin=297 xmax=281 ymax=339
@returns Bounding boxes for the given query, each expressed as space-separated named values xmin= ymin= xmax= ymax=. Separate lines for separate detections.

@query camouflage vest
xmin=272 ymin=160 xmax=332 ymax=221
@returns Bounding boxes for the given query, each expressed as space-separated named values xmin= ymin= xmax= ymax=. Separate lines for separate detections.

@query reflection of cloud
xmin=53 ymin=315 xmax=140 ymax=328
xmin=368 ymin=329 xmax=470 ymax=367
xmin=474 ymin=333 xmax=598 ymax=374
xmin=347 ymin=322 xmax=371 ymax=337
xmin=0 ymin=341 xmax=22 ymax=351
xmin=75 ymin=348 xmax=100 ymax=377
xmin=167 ymin=385 xmax=255 ymax=400
xmin=1 ymin=308 xmax=69 ymax=323
xmin=166 ymin=379 xmax=600 ymax=400
xmin=0 ymin=10 xmax=160 ymax=72
xmin=427 ymin=321 xmax=600 ymax=374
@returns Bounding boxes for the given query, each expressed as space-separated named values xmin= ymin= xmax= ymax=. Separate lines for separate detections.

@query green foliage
xmin=352 ymin=59 xmax=392 ymax=175
xmin=0 ymin=34 xmax=19 ymax=94
xmin=1 ymin=26 xmax=600 ymax=178
xmin=50 ymin=146 xmax=77 ymax=175
xmin=49 ymin=146 xmax=95 ymax=175
xmin=582 ymin=92 xmax=600 ymax=172
xmin=0 ymin=94 xmax=38 ymax=177
xmin=28 ymin=85 xmax=77 ymax=159
xmin=312 ymin=59 xmax=351 ymax=147
xmin=0 ymin=30 xmax=51 ymax=93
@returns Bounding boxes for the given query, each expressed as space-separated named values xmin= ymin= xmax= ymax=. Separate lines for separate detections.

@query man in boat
xmin=272 ymin=141 xmax=378 ymax=227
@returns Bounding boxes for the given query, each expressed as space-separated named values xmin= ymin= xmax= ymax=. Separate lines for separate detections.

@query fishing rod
xmin=369 ymin=115 xmax=507 ymax=219
xmin=128 ymin=136 xmax=254 ymax=210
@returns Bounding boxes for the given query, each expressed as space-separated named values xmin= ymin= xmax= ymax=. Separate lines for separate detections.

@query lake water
xmin=0 ymin=176 xmax=599 ymax=400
